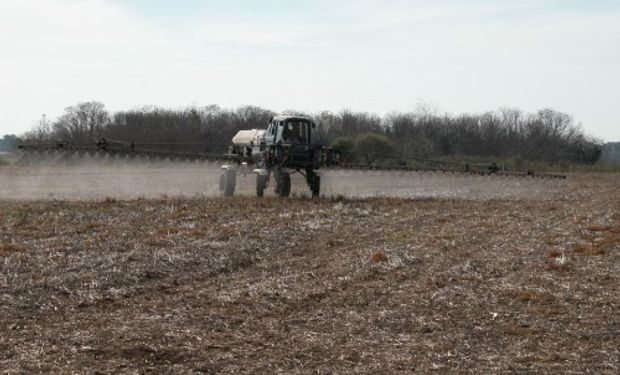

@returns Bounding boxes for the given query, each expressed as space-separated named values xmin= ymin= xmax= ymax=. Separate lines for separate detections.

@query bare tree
xmin=53 ymin=101 xmax=109 ymax=142
xmin=23 ymin=114 xmax=52 ymax=142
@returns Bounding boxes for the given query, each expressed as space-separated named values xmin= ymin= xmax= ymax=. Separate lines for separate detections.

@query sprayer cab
xmin=265 ymin=116 xmax=322 ymax=169
xmin=265 ymin=116 xmax=314 ymax=146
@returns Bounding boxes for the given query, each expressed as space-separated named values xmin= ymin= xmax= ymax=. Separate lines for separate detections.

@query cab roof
xmin=271 ymin=115 xmax=314 ymax=123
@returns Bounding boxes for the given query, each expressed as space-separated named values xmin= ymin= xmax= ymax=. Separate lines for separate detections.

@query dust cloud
xmin=320 ymin=170 xmax=566 ymax=200
xmin=0 ymin=155 xmax=566 ymax=201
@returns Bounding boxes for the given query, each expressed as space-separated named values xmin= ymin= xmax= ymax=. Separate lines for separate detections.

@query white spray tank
xmin=230 ymin=129 xmax=266 ymax=158
xmin=231 ymin=129 xmax=266 ymax=146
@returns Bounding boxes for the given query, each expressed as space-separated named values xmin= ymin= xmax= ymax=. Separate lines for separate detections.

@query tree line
xmin=22 ymin=101 xmax=603 ymax=164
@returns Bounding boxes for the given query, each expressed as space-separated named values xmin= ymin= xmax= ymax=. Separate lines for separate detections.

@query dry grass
xmin=545 ymin=261 xmax=573 ymax=272
xmin=411 ymin=343 xmax=453 ymax=354
xmin=155 ymin=226 xmax=183 ymax=236
xmin=0 ymin=173 xmax=618 ymax=373
xmin=586 ymin=224 xmax=620 ymax=233
xmin=510 ymin=289 xmax=556 ymax=304
xmin=572 ymin=243 xmax=607 ymax=255
xmin=371 ymin=250 xmax=388 ymax=263
xmin=0 ymin=242 xmax=26 ymax=252
xmin=527 ymin=305 xmax=567 ymax=317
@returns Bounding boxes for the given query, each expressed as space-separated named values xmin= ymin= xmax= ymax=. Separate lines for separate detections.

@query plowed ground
xmin=1 ymin=172 xmax=619 ymax=373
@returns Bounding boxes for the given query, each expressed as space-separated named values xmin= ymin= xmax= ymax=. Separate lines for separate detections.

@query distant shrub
xmin=331 ymin=136 xmax=355 ymax=163
xmin=353 ymin=133 xmax=395 ymax=164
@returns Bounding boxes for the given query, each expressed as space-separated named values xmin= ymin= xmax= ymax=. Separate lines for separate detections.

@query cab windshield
xmin=282 ymin=120 xmax=310 ymax=144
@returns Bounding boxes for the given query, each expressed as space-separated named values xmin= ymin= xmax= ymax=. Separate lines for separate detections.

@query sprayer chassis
xmin=219 ymin=141 xmax=326 ymax=198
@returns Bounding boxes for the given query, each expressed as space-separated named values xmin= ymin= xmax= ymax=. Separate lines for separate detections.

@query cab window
xmin=283 ymin=120 xmax=309 ymax=144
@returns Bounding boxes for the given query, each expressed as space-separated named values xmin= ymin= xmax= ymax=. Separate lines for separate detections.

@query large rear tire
xmin=311 ymin=175 xmax=321 ymax=198
xmin=256 ymin=174 xmax=267 ymax=197
xmin=219 ymin=170 xmax=236 ymax=197
xmin=276 ymin=171 xmax=291 ymax=198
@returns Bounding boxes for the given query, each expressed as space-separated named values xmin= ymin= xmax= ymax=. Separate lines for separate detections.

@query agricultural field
xmin=0 ymin=165 xmax=619 ymax=373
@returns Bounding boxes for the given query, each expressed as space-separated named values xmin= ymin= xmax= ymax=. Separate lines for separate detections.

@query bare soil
xmin=0 ymin=169 xmax=619 ymax=374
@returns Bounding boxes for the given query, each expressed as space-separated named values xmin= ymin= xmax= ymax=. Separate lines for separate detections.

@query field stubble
xmin=0 ymin=164 xmax=619 ymax=373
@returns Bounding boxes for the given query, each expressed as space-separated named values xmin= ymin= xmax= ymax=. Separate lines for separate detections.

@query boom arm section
xmin=17 ymin=139 xmax=565 ymax=179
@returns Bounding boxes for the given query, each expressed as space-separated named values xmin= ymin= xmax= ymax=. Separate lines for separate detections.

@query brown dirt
xmin=0 ymin=171 xmax=619 ymax=373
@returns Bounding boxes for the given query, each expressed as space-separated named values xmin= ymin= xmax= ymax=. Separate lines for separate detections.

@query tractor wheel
xmin=219 ymin=170 xmax=236 ymax=196
xmin=276 ymin=172 xmax=291 ymax=198
xmin=256 ymin=174 xmax=267 ymax=197
xmin=311 ymin=174 xmax=321 ymax=197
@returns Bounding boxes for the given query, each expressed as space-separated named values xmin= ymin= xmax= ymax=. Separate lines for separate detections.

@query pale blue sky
xmin=1 ymin=0 xmax=619 ymax=140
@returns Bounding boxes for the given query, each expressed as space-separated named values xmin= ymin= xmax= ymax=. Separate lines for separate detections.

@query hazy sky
xmin=1 ymin=0 xmax=619 ymax=140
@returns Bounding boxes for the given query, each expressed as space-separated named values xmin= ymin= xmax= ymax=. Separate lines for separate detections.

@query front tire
xmin=275 ymin=171 xmax=291 ymax=198
xmin=219 ymin=170 xmax=236 ymax=196
xmin=311 ymin=174 xmax=321 ymax=197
